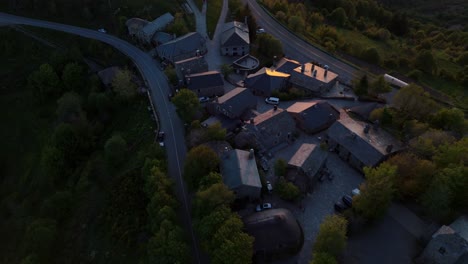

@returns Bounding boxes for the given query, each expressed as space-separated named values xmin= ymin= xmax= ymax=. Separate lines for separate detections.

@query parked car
xmin=97 ymin=28 xmax=107 ymax=33
xmin=198 ymin=96 xmax=210 ymax=103
xmin=157 ymin=131 xmax=165 ymax=147
xmin=334 ymin=201 xmax=347 ymax=213
xmin=255 ymin=203 xmax=273 ymax=212
xmin=266 ymin=181 xmax=273 ymax=193
xmin=342 ymin=195 xmax=353 ymax=207
xmin=256 ymin=28 xmax=266 ymax=34
xmin=265 ymin=97 xmax=280 ymax=105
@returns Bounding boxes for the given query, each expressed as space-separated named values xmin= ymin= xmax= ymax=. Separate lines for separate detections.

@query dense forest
xmin=0 ymin=27 xmax=186 ymax=263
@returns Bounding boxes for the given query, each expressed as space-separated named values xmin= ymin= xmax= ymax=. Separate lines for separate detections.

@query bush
xmin=104 ymin=134 xmax=127 ymax=166
xmin=276 ymin=177 xmax=301 ymax=201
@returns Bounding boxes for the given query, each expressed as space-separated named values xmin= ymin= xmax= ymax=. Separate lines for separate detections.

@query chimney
xmin=364 ymin=124 xmax=370 ymax=134
xmin=386 ymin=144 xmax=393 ymax=153
xmin=373 ymin=120 xmax=380 ymax=130
xmin=249 ymin=148 xmax=254 ymax=159
xmin=273 ymin=105 xmax=278 ymax=111
xmin=250 ymin=118 xmax=254 ymax=124
xmin=324 ymin=69 xmax=328 ymax=77
xmin=301 ymin=64 xmax=305 ymax=73
xmin=312 ymin=64 xmax=315 ymax=71
xmin=313 ymin=70 xmax=317 ymax=77
xmin=214 ymin=96 xmax=219 ymax=103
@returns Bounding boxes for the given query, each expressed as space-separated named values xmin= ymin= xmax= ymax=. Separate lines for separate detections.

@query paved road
xmin=245 ymin=0 xmax=362 ymax=84
xmin=0 ymin=12 xmax=202 ymax=264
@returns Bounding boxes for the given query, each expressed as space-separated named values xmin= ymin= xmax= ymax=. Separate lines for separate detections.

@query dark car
xmin=334 ymin=201 xmax=347 ymax=213
xmin=342 ymin=195 xmax=353 ymax=207
xmin=157 ymin=131 xmax=165 ymax=147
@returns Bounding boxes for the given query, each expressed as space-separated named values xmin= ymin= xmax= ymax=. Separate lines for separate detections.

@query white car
xmin=97 ymin=28 xmax=107 ymax=33
xmin=256 ymin=28 xmax=266 ymax=34
xmin=265 ymin=97 xmax=279 ymax=105
xmin=255 ymin=203 xmax=273 ymax=212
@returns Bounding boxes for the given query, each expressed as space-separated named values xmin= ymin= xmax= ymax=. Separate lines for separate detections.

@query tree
xmin=61 ymin=62 xmax=83 ymax=91
xmin=211 ymin=232 xmax=254 ymax=264
xmin=147 ymin=220 xmax=190 ymax=264
xmin=276 ymin=177 xmax=301 ymax=201
xmin=386 ymin=153 xmax=436 ymax=199
xmin=414 ymin=50 xmax=437 ymax=74
xmin=172 ymin=89 xmax=200 ymax=122
xmin=256 ymin=34 xmax=283 ymax=58
xmin=104 ymin=135 xmax=127 ymax=166
xmin=393 ymin=84 xmax=438 ymax=121
xmin=353 ymin=163 xmax=397 ymax=220
xmin=360 ymin=47 xmax=381 ymax=65
xmin=198 ymin=172 xmax=223 ymax=191
xmin=221 ymin=63 xmax=234 ymax=78
xmin=274 ymin=158 xmax=287 ymax=176
xmin=330 ymin=7 xmax=348 ymax=27
xmin=313 ymin=215 xmax=348 ymax=258
xmin=409 ymin=129 xmax=456 ymax=159
xmin=310 ymin=252 xmax=337 ymax=264
xmin=111 ymin=68 xmax=137 ymax=100
xmin=310 ymin=12 xmax=324 ymax=28
xmin=24 ymin=218 xmax=57 ymax=260
xmin=40 ymin=190 xmax=73 ymax=222
xmin=433 ymin=138 xmax=468 ymax=168
xmin=41 ymin=145 xmax=65 ymax=184
xmin=183 ymin=145 xmax=220 ymax=190
xmin=352 ymin=75 xmax=369 ymax=96
xmin=56 ymin=92 xmax=83 ymax=123
xmin=193 ymin=183 xmax=235 ymax=218
xmin=28 ymin=63 xmax=61 ymax=102
xmin=288 ymin=16 xmax=305 ymax=33
xmin=164 ymin=66 xmax=178 ymax=85
xmin=431 ymin=108 xmax=466 ymax=134
xmin=195 ymin=205 xmax=232 ymax=246
xmin=203 ymin=122 xmax=227 ymax=141
xmin=368 ymin=75 xmax=391 ymax=96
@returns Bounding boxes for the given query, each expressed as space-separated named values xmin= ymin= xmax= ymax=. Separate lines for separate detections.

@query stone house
xmin=220 ymin=149 xmax=262 ymax=201
xmin=174 ymin=56 xmax=209 ymax=80
xmin=289 ymin=63 xmax=338 ymax=96
xmin=156 ymin=32 xmax=207 ymax=63
xmin=220 ymin=21 xmax=250 ymax=56
xmin=207 ymin=87 xmax=256 ymax=119
xmin=244 ymin=67 xmax=289 ymax=96
xmin=287 ymin=143 xmax=328 ymax=188
xmin=287 ymin=101 xmax=340 ymax=134
xmin=326 ymin=114 xmax=404 ymax=171
xmin=185 ymin=71 xmax=224 ymax=97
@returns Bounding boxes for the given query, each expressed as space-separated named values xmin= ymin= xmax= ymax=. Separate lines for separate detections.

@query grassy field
xmin=207 ymin=0 xmax=223 ymax=38
xmin=0 ymin=27 xmax=157 ymax=263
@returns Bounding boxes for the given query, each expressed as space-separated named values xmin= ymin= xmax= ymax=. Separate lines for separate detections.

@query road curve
xmin=0 ymin=12 xmax=201 ymax=264
xmin=246 ymin=0 xmax=362 ymax=83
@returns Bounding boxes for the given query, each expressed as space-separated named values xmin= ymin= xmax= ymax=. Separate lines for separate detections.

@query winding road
xmin=0 ymin=12 xmax=201 ymax=264
xmin=245 ymin=0 xmax=362 ymax=83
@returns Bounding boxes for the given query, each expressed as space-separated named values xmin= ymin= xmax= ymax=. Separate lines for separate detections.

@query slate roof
xmin=274 ymin=57 xmax=301 ymax=74
xmin=347 ymin=103 xmax=384 ymax=121
xmin=287 ymin=101 xmax=339 ymax=133
xmin=221 ymin=149 xmax=261 ymax=189
xmin=451 ymin=216 xmax=468 ymax=242
xmin=186 ymin=71 xmax=224 ymax=90
xmin=97 ymin=66 xmax=120 ymax=87
xmin=288 ymin=143 xmax=328 ymax=177
xmin=125 ymin=18 xmax=149 ymax=36
xmin=152 ymin=31 xmax=174 ymax=44
xmin=243 ymin=208 xmax=303 ymax=255
xmin=174 ymin=56 xmax=208 ymax=78
xmin=141 ymin=12 xmax=174 ymax=39
xmin=327 ymin=116 xmax=404 ymax=167
xmin=221 ymin=21 xmax=250 ymax=47
xmin=244 ymin=67 xmax=289 ymax=93
xmin=157 ymin=32 xmax=206 ymax=61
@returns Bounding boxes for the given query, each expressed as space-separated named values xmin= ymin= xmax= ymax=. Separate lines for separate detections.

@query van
xmin=265 ymin=97 xmax=279 ymax=105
